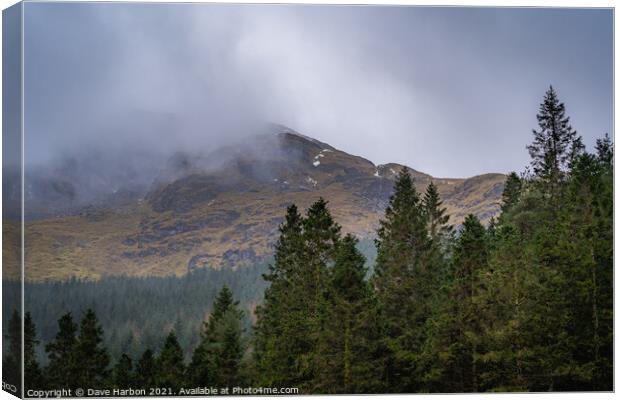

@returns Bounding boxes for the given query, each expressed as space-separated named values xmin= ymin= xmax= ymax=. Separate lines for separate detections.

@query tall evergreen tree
xmin=111 ymin=354 xmax=133 ymax=388
xmin=424 ymin=215 xmax=489 ymax=392
xmin=134 ymin=349 xmax=156 ymax=389
xmin=155 ymin=331 xmax=185 ymax=390
xmin=527 ymin=86 xmax=581 ymax=198
xmin=74 ymin=309 xmax=110 ymax=388
xmin=322 ymin=234 xmax=383 ymax=393
xmin=45 ymin=313 xmax=79 ymax=389
xmin=253 ymin=205 xmax=305 ymax=387
xmin=24 ymin=313 xmax=43 ymax=389
xmin=300 ymin=198 xmax=341 ymax=392
xmin=3 ymin=310 xmax=22 ymax=393
xmin=189 ymin=286 xmax=245 ymax=387
xmin=423 ymin=181 xmax=452 ymax=242
xmin=373 ymin=168 xmax=434 ymax=392
xmin=501 ymin=172 xmax=522 ymax=214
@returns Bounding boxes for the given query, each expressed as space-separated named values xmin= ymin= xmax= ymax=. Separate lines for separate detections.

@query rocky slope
xmin=6 ymin=127 xmax=505 ymax=281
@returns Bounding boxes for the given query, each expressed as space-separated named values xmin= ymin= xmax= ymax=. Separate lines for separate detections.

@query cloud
xmin=23 ymin=4 xmax=612 ymax=177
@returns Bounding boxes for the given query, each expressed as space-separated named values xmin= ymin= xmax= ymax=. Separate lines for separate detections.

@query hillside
xmin=7 ymin=127 xmax=505 ymax=281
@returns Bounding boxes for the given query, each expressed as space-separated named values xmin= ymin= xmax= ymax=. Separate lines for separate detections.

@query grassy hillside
xmin=13 ymin=132 xmax=505 ymax=282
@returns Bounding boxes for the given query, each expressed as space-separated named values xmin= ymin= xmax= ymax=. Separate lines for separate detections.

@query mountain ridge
xmin=5 ymin=127 xmax=505 ymax=281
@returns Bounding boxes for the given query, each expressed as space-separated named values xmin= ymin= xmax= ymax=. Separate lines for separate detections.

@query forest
xmin=3 ymin=87 xmax=613 ymax=394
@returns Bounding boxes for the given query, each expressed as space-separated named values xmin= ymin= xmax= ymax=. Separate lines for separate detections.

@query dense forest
xmin=4 ymin=87 xmax=613 ymax=394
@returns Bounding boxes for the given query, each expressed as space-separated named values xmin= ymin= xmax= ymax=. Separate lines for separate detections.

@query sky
xmin=20 ymin=3 xmax=613 ymax=178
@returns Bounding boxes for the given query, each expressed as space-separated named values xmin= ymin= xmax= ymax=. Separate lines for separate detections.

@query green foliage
xmin=323 ymin=234 xmax=384 ymax=393
xmin=74 ymin=309 xmax=110 ymax=388
xmin=134 ymin=349 xmax=156 ymax=389
xmin=501 ymin=172 xmax=522 ymax=214
xmin=189 ymin=285 xmax=245 ymax=387
xmin=3 ymin=310 xmax=22 ymax=393
xmin=253 ymin=204 xmax=305 ymax=387
xmin=372 ymin=168 xmax=438 ymax=392
xmin=111 ymin=354 xmax=133 ymax=388
xmin=423 ymin=181 xmax=453 ymax=242
xmin=45 ymin=313 xmax=79 ymax=389
xmin=527 ymin=85 xmax=581 ymax=196
xmin=155 ymin=331 xmax=185 ymax=390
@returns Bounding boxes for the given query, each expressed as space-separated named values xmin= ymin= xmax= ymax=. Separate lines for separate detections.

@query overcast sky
xmin=22 ymin=3 xmax=612 ymax=178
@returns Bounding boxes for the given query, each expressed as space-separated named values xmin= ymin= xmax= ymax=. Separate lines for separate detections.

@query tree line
xmin=4 ymin=86 xmax=613 ymax=394
xmin=4 ymin=286 xmax=249 ymax=394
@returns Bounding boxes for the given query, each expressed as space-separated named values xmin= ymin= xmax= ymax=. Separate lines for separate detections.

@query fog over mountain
xmin=22 ymin=4 xmax=612 ymax=177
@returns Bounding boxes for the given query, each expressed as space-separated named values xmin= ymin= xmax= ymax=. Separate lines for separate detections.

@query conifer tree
xmin=451 ymin=215 xmax=488 ymax=392
xmin=24 ymin=312 xmax=43 ymax=389
xmin=423 ymin=181 xmax=452 ymax=242
xmin=323 ymin=234 xmax=383 ymax=393
xmin=134 ymin=349 xmax=156 ymax=389
xmin=527 ymin=86 xmax=581 ymax=197
xmin=300 ymin=198 xmax=341 ymax=391
xmin=189 ymin=286 xmax=245 ymax=387
xmin=373 ymin=168 xmax=433 ymax=392
xmin=253 ymin=205 xmax=305 ymax=387
xmin=155 ymin=331 xmax=185 ymax=390
xmin=45 ymin=313 xmax=78 ymax=389
xmin=501 ymin=172 xmax=522 ymax=214
xmin=424 ymin=215 xmax=489 ymax=392
xmin=3 ymin=310 xmax=22 ymax=393
xmin=111 ymin=354 xmax=133 ymax=388
xmin=595 ymin=133 xmax=613 ymax=167
xmin=553 ymin=146 xmax=613 ymax=390
xmin=74 ymin=309 xmax=110 ymax=388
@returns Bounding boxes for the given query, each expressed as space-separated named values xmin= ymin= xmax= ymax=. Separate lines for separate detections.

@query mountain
xmin=6 ymin=126 xmax=505 ymax=281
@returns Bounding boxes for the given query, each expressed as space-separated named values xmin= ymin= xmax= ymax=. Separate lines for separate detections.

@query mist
xmin=23 ymin=4 xmax=612 ymax=178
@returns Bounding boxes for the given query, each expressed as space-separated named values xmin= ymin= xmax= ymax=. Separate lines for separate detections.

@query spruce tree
xmin=3 ymin=310 xmax=22 ymax=393
xmin=424 ymin=215 xmax=489 ymax=392
xmin=189 ymin=286 xmax=244 ymax=387
xmin=111 ymin=354 xmax=133 ymax=389
xmin=45 ymin=313 xmax=78 ymax=389
xmin=134 ymin=349 xmax=156 ymax=389
xmin=300 ymin=198 xmax=341 ymax=392
xmin=155 ymin=331 xmax=185 ymax=390
xmin=373 ymin=168 xmax=433 ymax=392
xmin=527 ymin=86 xmax=581 ymax=197
xmin=423 ymin=181 xmax=452 ymax=242
xmin=24 ymin=313 xmax=43 ymax=389
xmin=595 ymin=133 xmax=613 ymax=167
xmin=74 ymin=309 xmax=110 ymax=388
xmin=323 ymin=234 xmax=383 ymax=393
xmin=501 ymin=172 xmax=522 ymax=214
xmin=453 ymin=215 xmax=488 ymax=392
xmin=253 ymin=204 xmax=305 ymax=387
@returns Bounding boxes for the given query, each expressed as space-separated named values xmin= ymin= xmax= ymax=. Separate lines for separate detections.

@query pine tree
xmin=134 ymin=349 xmax=156 ymax=389
xmin=425 ymin=215 xmax=488 ymax=392
xmin=254 ymin=199 xmax=342 ymax=392
xmin=553 ymin=143 xmax=613 ymax=390
xmin=501 ymin=172 xmax=522 ymax=214
xmin=300 ymin=198 xmax=341 ymax=392
xmin=3 ymin=310 xmax=22 ymax=393
xmin=74 ymin=309 xmax=110 ymax=388
xmin=155 ymin=331 xmax=185 ymax=390
xmin=24 ymin=313 xmax=43 ymax=389
xmin=111 ymin=354 xmax=133 ymax=388
xmin=423 ymin=181 xmax=452 ymax=242
xmin=595 ymin=133 xmax=613 ymax=167
xmin=253 ymin=204 xmax=305 ymax=387
xmin=373 ymin=168 xmax=433 ymax=392
xmin=45 ymin=313 xmax=78 ymax=389
xmin=527 ymin=86 xmax=581 ymax=197
xmin=189 ymin=286 xmax=245 ymax=387
xmin=323 ymin=234 xmax=383 ymax=393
